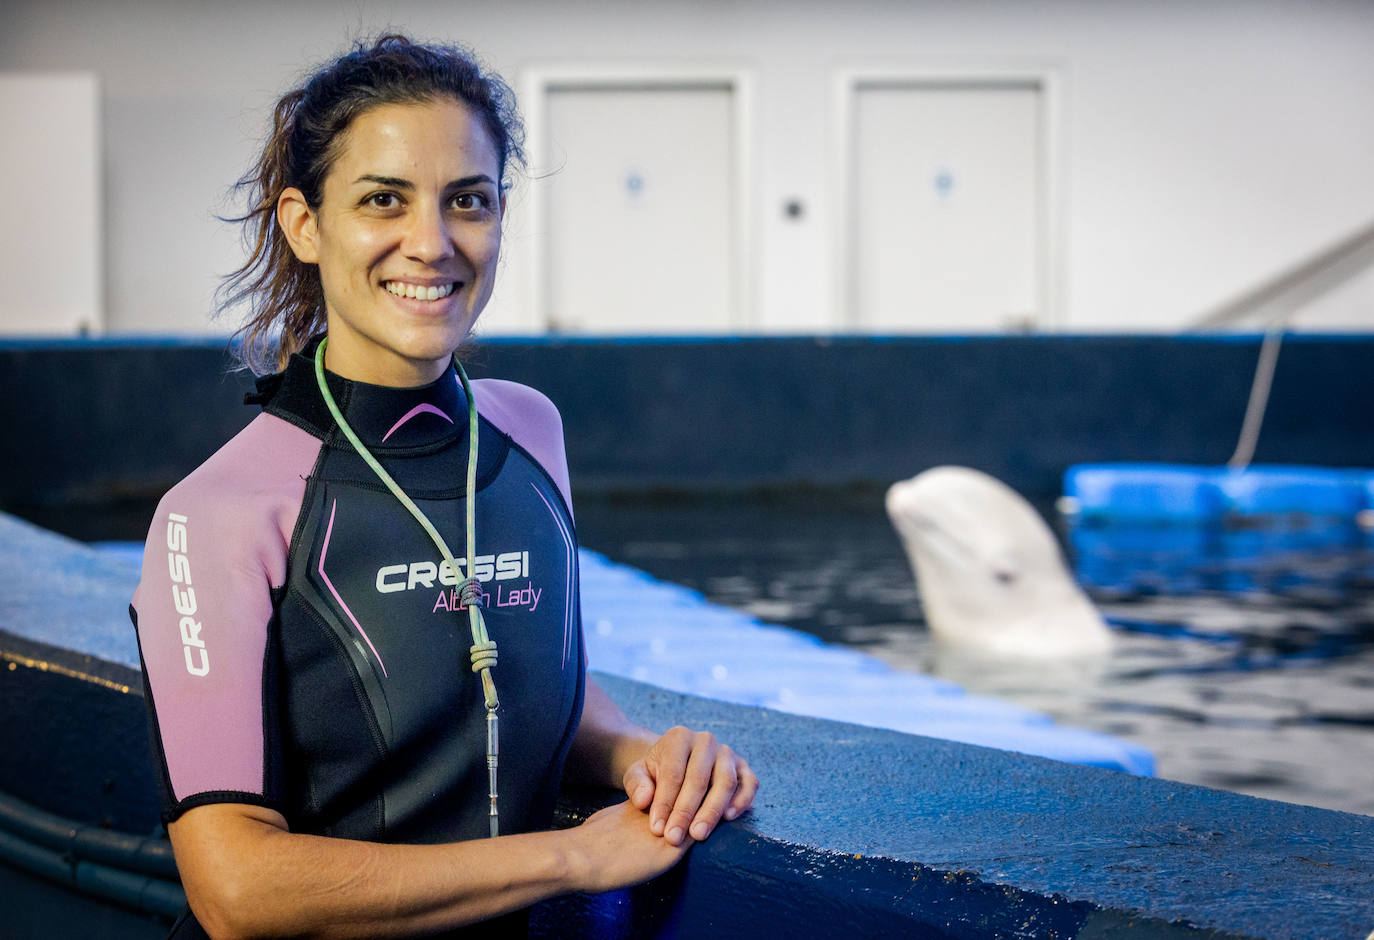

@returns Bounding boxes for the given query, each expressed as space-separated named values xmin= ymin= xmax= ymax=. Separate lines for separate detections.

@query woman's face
xmin=279 ymin=97 xmax=504 ymax=386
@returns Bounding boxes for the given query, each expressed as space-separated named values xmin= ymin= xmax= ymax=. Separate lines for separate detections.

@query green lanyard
xmin=314 ymin=338 xmax=501 ymax=837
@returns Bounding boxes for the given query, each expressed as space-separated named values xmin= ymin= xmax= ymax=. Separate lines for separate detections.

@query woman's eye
xmin=366 ymin=192 xmax=399 ymax=209
xmin=452 ymin=192 xmax=488 ymax=211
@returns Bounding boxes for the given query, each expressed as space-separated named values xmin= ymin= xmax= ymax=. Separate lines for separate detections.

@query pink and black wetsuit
xmin=131 ymin=341 xmax=585 ymax=937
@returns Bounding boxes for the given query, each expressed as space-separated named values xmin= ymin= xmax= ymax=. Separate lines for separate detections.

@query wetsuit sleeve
xmin=131 ymin=414 xmax=321 ymax=823
xmin=472 ymin=379 xmax=575 ymax=518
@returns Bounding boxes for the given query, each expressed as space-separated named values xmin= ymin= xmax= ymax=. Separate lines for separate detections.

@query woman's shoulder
xmin=470 ymin=378 xmax=565 ymax=447
xmin=134 ymin=412 xmax=323 ymax=614
xmin=470 ymin=379 xmax=572 ymax=510
xmin=470 ymin=378 xmax=561 ymax=422
xmin=157 ymin=412 xmax=323 ymax=524
xmin=184 ymin=412 xmax=321 ymax=485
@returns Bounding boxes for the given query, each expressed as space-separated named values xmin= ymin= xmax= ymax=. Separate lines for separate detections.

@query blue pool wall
xmin=3 ymin=512 xmax=1374 ymax=939
xmin=3 ymin=334 xmax=1374 ymax=516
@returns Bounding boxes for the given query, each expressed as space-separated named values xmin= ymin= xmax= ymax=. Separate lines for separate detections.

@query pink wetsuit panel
xmin=133 ymin=414 xmax=321 ymax=805
xmin=472 ymin=378 xmax=575 ymax=518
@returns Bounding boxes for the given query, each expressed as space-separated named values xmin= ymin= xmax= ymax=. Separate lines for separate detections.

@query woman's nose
xmin=402 ymin=203 xmax=455 ymax=264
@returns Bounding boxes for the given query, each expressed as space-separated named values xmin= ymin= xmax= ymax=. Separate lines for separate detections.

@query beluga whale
xmin=885 ymin=466 xmax=1112 ymax=658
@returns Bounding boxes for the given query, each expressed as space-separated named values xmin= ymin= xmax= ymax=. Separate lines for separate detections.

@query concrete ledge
xmin=2 ymin=514 xmax=1373 ymax=938
xmin=576 ymin=674 xmax=1374 ymax=939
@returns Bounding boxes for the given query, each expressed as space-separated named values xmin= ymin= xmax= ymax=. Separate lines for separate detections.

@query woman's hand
xmin=569 ymin=800 xmax=693 ymax=894
xmin=622 ymin=726 xmax=759 ymax=847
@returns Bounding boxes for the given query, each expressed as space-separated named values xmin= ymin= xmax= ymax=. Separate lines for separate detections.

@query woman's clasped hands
xmin=572 ymin=726 xmax=758 ymax=891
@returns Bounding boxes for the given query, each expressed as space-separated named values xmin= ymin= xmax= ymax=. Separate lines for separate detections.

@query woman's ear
xmin=277 ymin=187 xmax=319 ymax=263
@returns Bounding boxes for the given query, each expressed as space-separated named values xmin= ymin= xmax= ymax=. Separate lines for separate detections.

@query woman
xmin=132 ymin=35 xmax=757 ymax=939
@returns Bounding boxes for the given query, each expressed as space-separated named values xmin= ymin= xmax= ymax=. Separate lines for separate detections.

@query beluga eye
xmin=994 ymin=569 xmax=1017 ymax=585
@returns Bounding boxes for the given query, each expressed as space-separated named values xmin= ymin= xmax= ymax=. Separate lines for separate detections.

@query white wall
xmin=0 ymin=72 xmax=101 ymax=334
xmin=1 ymin=0 xmax=1371 ymax=336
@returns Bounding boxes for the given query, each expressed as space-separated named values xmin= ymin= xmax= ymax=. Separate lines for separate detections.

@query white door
xmin=541 ymin=83 xmax=737 ymax=333
xmin=850 ymin=81 xmax=1043 ymax=331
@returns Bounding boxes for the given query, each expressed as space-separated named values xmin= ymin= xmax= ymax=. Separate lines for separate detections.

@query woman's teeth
xmin=386 ymin=281 xmax=455 ymax=301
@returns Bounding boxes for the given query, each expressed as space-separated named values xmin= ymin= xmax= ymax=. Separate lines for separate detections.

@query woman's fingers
xmin=686 ymin=747 xmax=740 ymax=841
xmin=645 ymin=727 xmax=692 ymax=837
xmin=633 ymin=727 xmax=758 ymax=846
xmin=660 ymin=733 xmax=718 ymax=845
xmin=623 ymin=761 xmax=654 ymax=809
xmin=723 ymin=756 xmax=759 ymax=821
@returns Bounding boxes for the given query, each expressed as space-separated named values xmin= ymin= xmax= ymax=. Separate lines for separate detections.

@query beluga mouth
xmin=385 ymin=281 xmax=456 ymax=301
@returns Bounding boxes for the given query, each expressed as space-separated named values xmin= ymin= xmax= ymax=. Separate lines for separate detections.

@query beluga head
xmin=885 ymin=466 xmax=1112 ymax=658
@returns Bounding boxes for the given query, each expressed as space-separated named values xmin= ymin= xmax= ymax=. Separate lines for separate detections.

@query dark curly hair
xmin=218 ymin=34 xmax=525 ymax=373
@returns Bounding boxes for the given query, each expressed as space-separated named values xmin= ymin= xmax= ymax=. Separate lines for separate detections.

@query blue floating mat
xmin=1063 ymin=463 xmax=1374 ymax=594
xmin=1068 ymin=463 xmax=1219 ymax=522
xmin=2 ymin=513 xmax=1154 ymax=776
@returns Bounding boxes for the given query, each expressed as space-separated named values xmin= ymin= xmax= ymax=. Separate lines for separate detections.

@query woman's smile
xmin=383 ymin=280 xmax=458 ymax=302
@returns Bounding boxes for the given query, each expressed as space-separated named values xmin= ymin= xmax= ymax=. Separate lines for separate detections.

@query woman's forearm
xmin=174 ymin=804 xmax=582 ymax=940
xmin=172 ymin=800 xmax=682 ymax=940
xmin=565 ymin=677 xmax=658 ymax=789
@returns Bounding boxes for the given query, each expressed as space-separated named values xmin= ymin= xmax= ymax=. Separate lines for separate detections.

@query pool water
xmin=574 ymin=489 xmax=1374 ymax=817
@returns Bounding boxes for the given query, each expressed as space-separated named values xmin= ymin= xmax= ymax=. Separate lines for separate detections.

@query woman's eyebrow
xmin=352 ymin=174 xmax=498 ymax=189
xmin=354 ymin=174 xmax=414 ymax=189
xmin=447 ymin=174 xmax=498 ymax=189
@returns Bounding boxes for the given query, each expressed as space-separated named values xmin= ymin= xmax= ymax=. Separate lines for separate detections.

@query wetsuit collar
xmin=320 ymin=364 xmax=466 ymax=449
xmin=257 ymin=337 xmax=468 ymax=449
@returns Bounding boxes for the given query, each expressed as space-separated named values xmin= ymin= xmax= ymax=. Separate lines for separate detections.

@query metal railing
xmin=1190 ymin=218 xmax=1374 ymax=331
